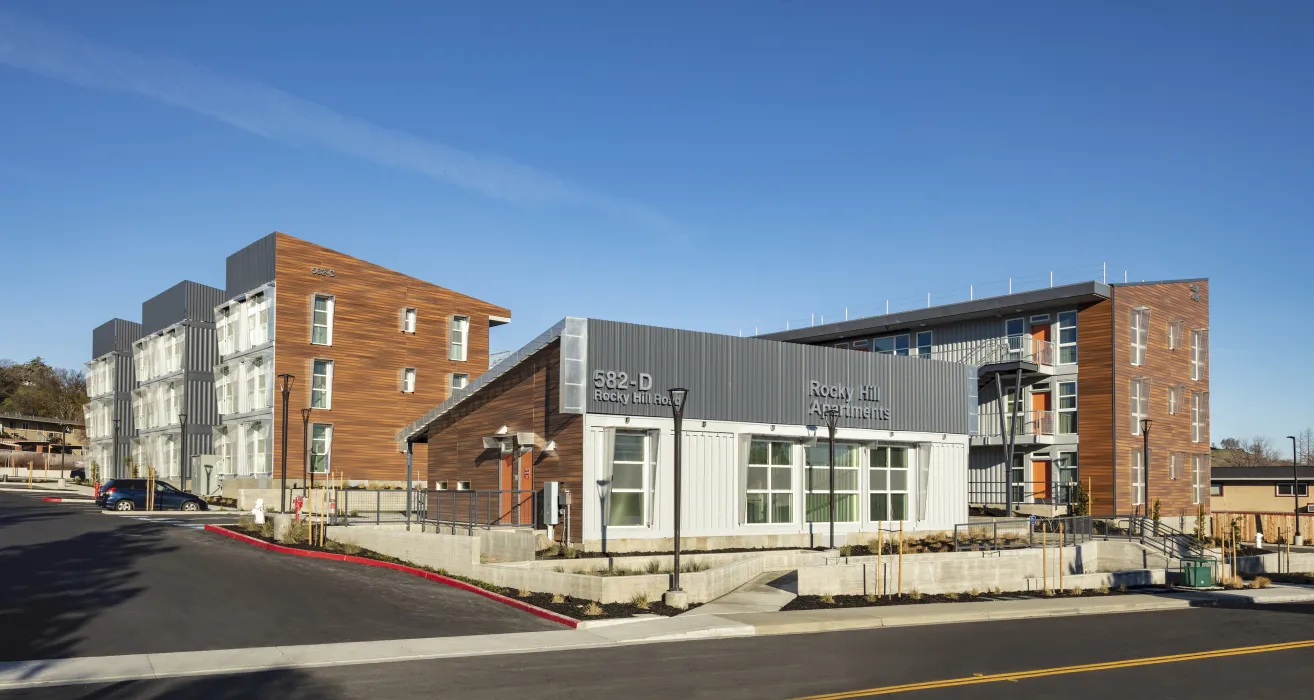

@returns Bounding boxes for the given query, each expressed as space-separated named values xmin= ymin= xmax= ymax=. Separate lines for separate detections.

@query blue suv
xmin=95 ymin=479 xmax=208 ymax=511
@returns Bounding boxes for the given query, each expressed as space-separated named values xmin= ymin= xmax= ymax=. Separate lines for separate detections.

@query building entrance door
xmin=1031 ymin=457 xmax=1052 ymax=503
xmin=499 ymin=449 xmax=535 ymax=525
xmin=1030 ymin=318 xmax=1052 ymax=363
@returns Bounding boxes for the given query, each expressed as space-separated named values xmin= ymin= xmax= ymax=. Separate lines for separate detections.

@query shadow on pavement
xmin=0 ymin=514 xmax=175 ymax=661
xmin=8 ymin=670 xmax=344 ymax=700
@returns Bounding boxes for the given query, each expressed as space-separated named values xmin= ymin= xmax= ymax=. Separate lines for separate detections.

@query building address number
xmin=311 ymin=267 xmax=335 ymax=277
xmin=592 ymin=370 xmax=653 ymax=391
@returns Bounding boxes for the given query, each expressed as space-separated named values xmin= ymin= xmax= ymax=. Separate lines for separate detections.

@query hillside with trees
xmin=0 ymin=358 xmax=88 ymax=421
xmin=1213 ymin=432 xmax=1314 ymax=466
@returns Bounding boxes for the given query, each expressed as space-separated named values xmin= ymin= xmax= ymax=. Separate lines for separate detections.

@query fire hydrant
xmin=252 ymin=498 xmax=266 ymax=525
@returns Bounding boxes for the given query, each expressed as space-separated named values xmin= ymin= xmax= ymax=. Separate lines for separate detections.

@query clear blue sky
xmin=1 ymin=1 xmax=1310 ymax=443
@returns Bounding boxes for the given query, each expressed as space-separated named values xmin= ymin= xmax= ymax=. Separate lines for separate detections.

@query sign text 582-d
xmin=311 ymin=267 xmax=335 ymax=277
xmin=592 ymin=370 xmax=656 ymax=405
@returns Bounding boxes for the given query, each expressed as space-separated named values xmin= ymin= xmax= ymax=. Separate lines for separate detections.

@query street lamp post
xmin=60 ymin=424 xmax=68 ymax=472
xmin=178 ymin=412 xmax=188 ymax=489
xmin=1141 ymin=418 xmax=1152 ymax=519
xmin=824 ymin=407 xmax=841 ymax=549
xmin=277 ymin=374 xmax=295 ymax=513
xmin=302 ymin=407 xmax=313 ymax=499
xmin=112 ymin=417 xmax=121 ymax=480
xmin=1289 ymin=435 xmax=1302 ymax=546
xmin=666 ymin=388 xmax=689 ymax=608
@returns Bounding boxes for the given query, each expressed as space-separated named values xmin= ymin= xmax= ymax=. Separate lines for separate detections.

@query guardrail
xmin=953 ymin=515 xmax=1092 ymax=551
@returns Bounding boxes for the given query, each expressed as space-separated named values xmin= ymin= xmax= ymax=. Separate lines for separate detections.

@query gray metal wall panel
xmin=225 ymin=233 xmax=278 ymax=297
xmin=585 ymin=320 xmax=970 ymax=434
xmin=142 ymin=281 xmax=225 ymax=334
xmin=92 ymin=318 xmax=143 ymax=359
xmin=184 ymin=325 xmax=218 ymax=428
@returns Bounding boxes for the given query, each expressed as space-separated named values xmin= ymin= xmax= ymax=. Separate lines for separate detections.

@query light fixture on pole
xmin=112 ymin=417 xmax=121 ymax=481
xmin=1141 ymin=418 xmax=1152 ymax=519
xmin=302 ymin=407 xmax=313 ymax=499
xmin=824 ymin=407 xmax=841 ymax=549
xmin=665 ymin=387 xmax=689 ymax=610
xmin=1289 ymin=435 xmax=1303 ymax=546
xmin=277 ymin=373 xmax=295 ymax=513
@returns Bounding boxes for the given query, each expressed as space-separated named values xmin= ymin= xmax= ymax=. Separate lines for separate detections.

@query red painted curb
xmin=204 ymin=524 xmax=579 ymax=628
xmin=41 ymin=497 xmax=63 ymax=502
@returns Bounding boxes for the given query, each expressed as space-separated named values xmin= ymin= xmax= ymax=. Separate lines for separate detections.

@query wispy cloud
xmin=0 ymin=11 xmax=674 ymax=231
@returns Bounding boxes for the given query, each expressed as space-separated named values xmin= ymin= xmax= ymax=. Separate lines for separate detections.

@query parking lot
xmin=0 ymin=490 xmax=560 ymax=662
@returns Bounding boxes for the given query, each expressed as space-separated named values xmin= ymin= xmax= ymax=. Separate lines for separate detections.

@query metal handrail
xmin=976 ymin=410 xmax=1056 ymax=438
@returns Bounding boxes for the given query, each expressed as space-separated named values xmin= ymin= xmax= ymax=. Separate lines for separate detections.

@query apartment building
xmin=83 ymin=318 xmax=142 ymax=478
xmin=129 ymin=281 xmax=226 ymax=487
xmin=210 ymin=232 xmax=510 ymax=486
xmin=761 ymin=278 xmax=1210 ymax=517
xmin=0 ymin=414 xmax=85 ymax=453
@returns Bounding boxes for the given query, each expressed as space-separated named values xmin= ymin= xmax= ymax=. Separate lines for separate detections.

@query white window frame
xmin=1130 ymin=307 xmax=1149 ymax=366
xmin=1057 ymin=381 xmax=1077 ymax=435
xmin=746 ymin=440 xmax=794 ymax=525
xmin=915 ymin=331 xmax=933 ymax=358
xmin=1131 ymin=448 xmax=1145 ymax=506
xmin=868 ymin=445 xmax=910 ymax=522
xmin=1168 ymin=320 xmax=1185 ymax=350
xmin=456 ymin=481 xmax=471 ymax=491
xmin=311 ymin=359 xmax=334 ymax=409
xmin=1277 ymin=483 xmax=1309 ymax=497
xmin=449 ymin=315 xmax=469 ymax=361
xmin=805 ymin=442 xmax=860 ymax=523
xmin=402 ymin=307 xmax=418 ymax=334
xmin=608 ymin=430 xmax=650 ymax=527
xmin=247 ymin=295 xmax=271 ymax=347
xmin=1169 ymin=452 xmax=1179 ymax=481
xmin=311 ymin=294 xmax=334 ymax=346
xmin=1056 ymin=451 xmax=1078 ymax=503
xmin=450 ymin=373 xmax=469 ymax=392
xmin=309 ymin=423 xmax=333 ymax=474
xmin=1130 ymin=378 xmax=1148 ymax=435
xmin=1005 ymin=317 xmax=1026 ymax=355
xmin=1191 ymin=391 xmax=1207 ymax=443
xmin=1192 ymin=454 xmax=1208 ymax=505
xmin=436 ymin=481 xmax=449 ymax=490
xmin=1190 ymin=329 xmax=1207 ymax=381
xmin=402 ymin=367 xmax=417 ymax=394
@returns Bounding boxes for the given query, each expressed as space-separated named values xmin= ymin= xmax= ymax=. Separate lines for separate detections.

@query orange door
xmin=1032 ymin=458 xmax=1051 ymax=502
xmin=517 ymin=448 xmax=534 ymax=524
xmin=1030 ymin=319 xmax=1051 ymax=363
xmin=1031 ymin=389 xmax=1051 ymax=435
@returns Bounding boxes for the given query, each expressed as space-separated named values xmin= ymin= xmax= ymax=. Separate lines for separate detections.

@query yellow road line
xmin=793 ymin=639 xmax=1314 ymax=699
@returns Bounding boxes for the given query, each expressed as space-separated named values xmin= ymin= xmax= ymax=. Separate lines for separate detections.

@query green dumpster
xmin=1179 ymin=556 xmax=1217 ymax=588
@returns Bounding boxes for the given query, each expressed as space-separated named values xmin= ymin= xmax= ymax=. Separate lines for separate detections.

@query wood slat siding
xmin=271 ymin=233 xmax=511 ymax=483
xmin=1113 ymin=280 xmax=1210 ymax=518
xmin=1077 ymin=299 xmax=1116 ymax=514
xmin=426 ymin=341 xmax=585 ymax=542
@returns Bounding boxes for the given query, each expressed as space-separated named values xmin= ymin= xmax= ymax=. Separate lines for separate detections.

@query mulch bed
xmin=784 ymin=586 xmax=1144 ymax=611
xmin=1258 ymin=573 xmax=1314 ymax=585
xmin=221 ymin=524 xmax=694 ymax=619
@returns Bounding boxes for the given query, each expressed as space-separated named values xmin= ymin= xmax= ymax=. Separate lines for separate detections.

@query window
xmin=1168 ymin=320 xmax=1185 ymax=350
xmin=245 ymin=422 xmax=268 ymax=475
xmin=1056 ymin=312 xmax=1077 ymax=365
xmin=1057 ymin=381 xmax=1077 ymax=434
xmin=869 ymin=446 xmax=909 ymax=521
xmin=746 ymin=440 xmax=793 ymax=524
xmin=450 ymin=373 xmax=469 ymax=391
xmin=1210 ymin=483 xmax=1223 ymax=497
xmin=247 ymin=297 xmax=270 ymax=347
xmin=1191 ymin=391 xmax=1208 ymax=443
xmin=1011 ymin=453 xmax=1025 ymax=504
xmin=165 ymin=333 xmax=183 ymax=373
xmin=449 ymin=316 xmax=469 ymax=361
xmin=456 ymin=481 xmax=471 ymax=491
xmin=402 ymin=368 xmax=416 ymax=393
xmin=436 ymin=481 xmax=449 ymax=490
xmin=1056 ymin=451 xmax=1078 ymax=503
xmin=609 ymin=431 xmax=648 ymax=527
xmin=915 ymin=331 xmax=933 ymax=358
xmin=852 ymin=339 xmax=869 ymax=352
xmin=872 ymin=334 xmax=909 ymax=356
xmin=311 ymin=360 xmax=333 ymax=409
xmin=805 ymin=443 xmax=859 ymax=522
xmin=217 ymin=369 xmax=235 ymax=414
xmin=1169 ymin=453 xmax=1179 ymax=481
xmin=311 ymin=295 xmax=334 ymax=345
xmin=402 ymin=307 xmax=417 ymax=333
xmin=310 ymin=423 xmax=332 ymax=473
xmin=1005 ymin=318 xmax=1026 ymax=354
xmin=1190 ymin=329 xmax=1207 ymax=380
xmin=1168 ymin=385 xmax=1183 ymax=415
xmin=1130 ymin=378 xmax=1148 ymax=434
xmin=1277 ymin=483 xmax=1309 ymax=497
xmin=1131 ymin=449 xmax=1145 ymax=506
xmin=1193 ymin=455 xmax=1209 ymax=504
xmin=217 ymin=308 xmax=235 ymax=355
xmin=246 ymin=360 xmax=269 ymax=412
xmin=1130 ymin=308 xmax=1149 ymax=366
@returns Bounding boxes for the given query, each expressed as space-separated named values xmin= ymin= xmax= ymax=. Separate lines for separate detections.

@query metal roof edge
xmin=1111 ymin=277 xmax=1209 ymax=288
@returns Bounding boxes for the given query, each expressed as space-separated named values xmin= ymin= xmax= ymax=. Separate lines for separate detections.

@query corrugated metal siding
xmin=184 ymin=325 xmax=218 ymax=428
xmin=679 ymin=430 xmax=738 ymax=535
xmin=925 ymin=441 xmax=969 ymax=529
xmin=226 ymin=233 xmax=278 ymax=297
xmin=969 ymin=447 xmax=1008 ymax=505
xmin=585 ymin=320 xmax=970 ymax=434
xmin=185 ymin=282 xmax=226 ymax=324
xmin=92 ymin=318 xmax=142 ymax=359
xmin=142 ymin=281 xmax=225 ymax=334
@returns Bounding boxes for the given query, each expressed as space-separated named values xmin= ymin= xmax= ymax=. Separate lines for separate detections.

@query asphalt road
xmin=0 ymin=490 xmax=559 ymax=662
xmin=6 ymin=604 xmax=1313 ymax=699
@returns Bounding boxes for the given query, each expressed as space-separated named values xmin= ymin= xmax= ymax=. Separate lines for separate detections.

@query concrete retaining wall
xmin=1231 ymin=552 xmax=1314 ymax=576
xmin=581 ymin=529 xmax=951 ymax=553
xmin=529 ymin=549 xmax=829 ymax=574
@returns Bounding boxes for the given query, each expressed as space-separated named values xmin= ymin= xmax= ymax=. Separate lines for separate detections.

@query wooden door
xmin=1032 ymin=458 xmax=1051 ymax=502
xmin=516 ymin=448 xmax=533 ymax=524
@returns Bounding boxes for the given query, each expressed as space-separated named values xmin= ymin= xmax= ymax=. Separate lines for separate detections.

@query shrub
xmin=969 ymin=588 xmax=981 ymax=597
xmin=990 ymin=586 xmax=1002 ymax=595
xmin=553 ymin=566 xmax=566 ymax=573
xmin=582 ymin=601 xmax=604 ymax=616
xmin=517 ymin=588 xmax=532 ymax=598
xmin=631 ymin=593 xmax=650 ymax=610
xmin=645 ymin=559 xmax=662 ymax=574
xmin=864 ymin=594 xmax=877 ymax=603
xmin=562 ymin=547 xmax=579 ymax=560
xmin=1116 ymin=584 xmax=1127 ymax=593
xmin=1251 ymin=576 xmax=1272 ymax=589
xmin=1071 ymin=586 xmax=1084 ymax=596
xmin=820 ymin=594 xmax=835 ymax=604
xmin=1097 ymin=583 xmax=1110 ymax=595
xmin=286 ymin=519 xmax=310 ymax=544
xmin=680 ymin=561 xmax=709 ymax=573
xmin=839 ymin=545 xmax=852 ymax=557
xmin=260 ymin=519 xmax=275 ymax=540
xmin=542 ymin=543 xmax=560 ymax=558
xmin=1224 ymin=576 xmax=1246 ymax=590
xmin=342 ymin=543 xmax=362 ymax=556
xmin=551 ymin=593 xmax=566 ymax=604
xmin=943 ymin=592 xmax=958 ymax=601
xmin=909 ymin=590 xmax=922 ymax=601
xmin=236 ymin=514 xmax=255 ymax=532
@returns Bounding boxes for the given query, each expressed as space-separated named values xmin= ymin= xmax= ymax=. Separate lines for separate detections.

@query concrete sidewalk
xmin=1172 ymin=583 xmax=1314 ymax=606
xmin=682 ymin=571 xmax=798 ymax=616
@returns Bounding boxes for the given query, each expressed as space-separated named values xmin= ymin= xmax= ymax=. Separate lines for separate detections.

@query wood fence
xmin=1212 ymin=511 xmax=1314 ymax=543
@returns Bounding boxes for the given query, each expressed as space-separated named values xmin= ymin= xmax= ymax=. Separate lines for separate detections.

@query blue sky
xmin=1 ymin=1 xmax=1310 ymax=442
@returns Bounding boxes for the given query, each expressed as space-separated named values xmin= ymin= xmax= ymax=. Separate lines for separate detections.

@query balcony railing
xmin=978 ymin=409 xmax=1057 ymax=438
xmin=967 ymin=335 xmax=1056 ymax=367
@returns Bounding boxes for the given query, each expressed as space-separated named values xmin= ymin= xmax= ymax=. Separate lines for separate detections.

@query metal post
xmin=301 ymin=408 xmax=312 ymax=499
xmin=377 ymin=491 xmax=381 ymax=525
xmin=61 ymin=424 xmax=67 ymax=473
xmin=405 ymin=440 xmax=414 ymax=531
xmin=1290 ymin=436 xmax=1302 ymax=544
xmin=178 ymin=412 xmax=187 ymax=490
xmin=993 ymin=373 xmax=1011 ymax=515
xmin=824 ymin=407 xmax=840 ymax=549
xmin=1142 ymin=419 xmax=1152 ymax=519
xmin=113 ymin=417 xmax=121 ymax=481
xmin=668 ymin=388 xmax=689 ymax=594
xmin=277 ymin=374 xmax=294 ymax=513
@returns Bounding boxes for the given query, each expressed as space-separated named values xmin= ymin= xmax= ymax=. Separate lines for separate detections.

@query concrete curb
xmin=204 ymin=524 xmax=580 ymax=629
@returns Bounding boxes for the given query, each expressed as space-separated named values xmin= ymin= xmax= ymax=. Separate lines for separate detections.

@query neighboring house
xmin=130 ymin=280 xmax=227 ymax=488
xmin=0 ymin=413 xmax=86 ymax=453
xmin=84 ymin=318 xmax=142 ymax=478
xmin=1211 ymin=466 xmax=1314 ymax=515
xmin=760 ymin=278 xmax=1210 ymax=517
xmin=400 ymin=318 xmax=974 ymax=550
xmin=209 ymin=232 xmax=510 ymax=487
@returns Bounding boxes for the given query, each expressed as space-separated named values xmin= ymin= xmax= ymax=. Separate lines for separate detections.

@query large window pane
xmin=770 ymin=442 xmax=792 ymax=465
xmin=608 ymin=492 xmax=643 ymax=526
xmin=749 ymin=441 xmax=769 ymax=464
xmin=771 ymin=494 xmax=792 ymax=523
xmin=746 ymin=493 xmax=768 ymax=524
xmin=613 ymin=434 xmax=645 ymax=462
xmin=612 ymin=462 xmax=643 ymax=490
xmin=771 ymin=467 xmax=791 ymax=490
xmin=746 ymin=466 xmax=769 ymax=491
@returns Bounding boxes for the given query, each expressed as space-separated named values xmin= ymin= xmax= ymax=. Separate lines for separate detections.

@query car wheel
xmin=181 ymin=501 xmax=200 ymax=512
xmin=115 ymin=500 xmax=134 ymax=511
